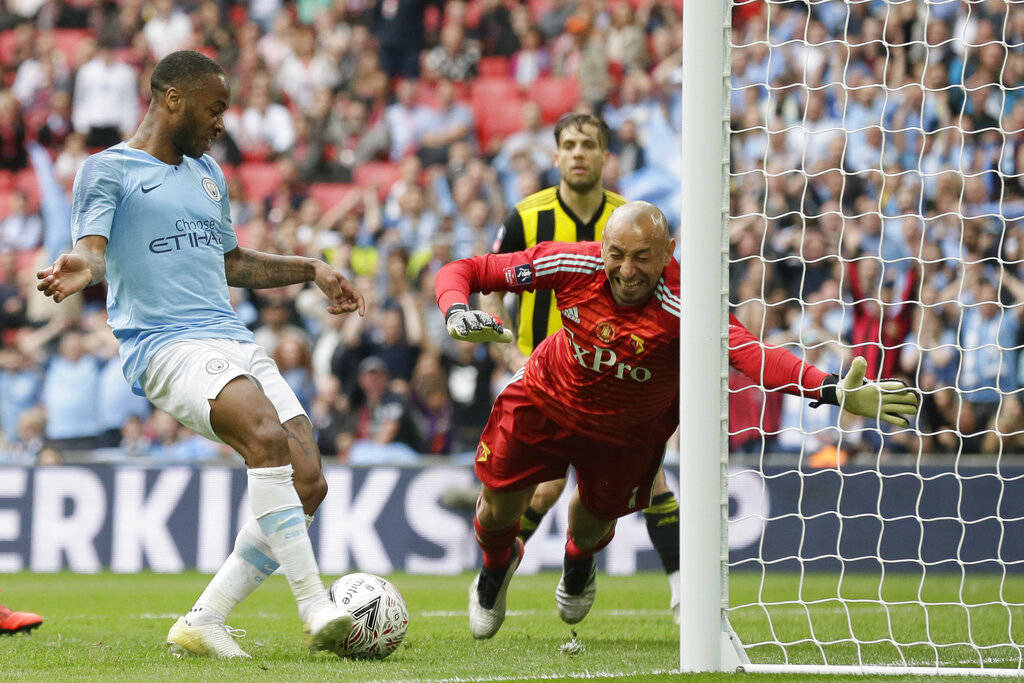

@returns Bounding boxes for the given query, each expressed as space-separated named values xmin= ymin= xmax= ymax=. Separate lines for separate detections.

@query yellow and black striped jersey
xmin=493 ymin=186 xmax=627 ymax=355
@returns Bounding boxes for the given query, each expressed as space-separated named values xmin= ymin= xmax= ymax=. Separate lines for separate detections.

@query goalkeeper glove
xmin=816 ymin=356 xmax=920 ymax=427
xmin=445 ymin=304 xmax=513 ymax=343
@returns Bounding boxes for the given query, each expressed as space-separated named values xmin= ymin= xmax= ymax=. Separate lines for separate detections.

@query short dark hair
xmin=150 ymin=50 xmax=224 ymax=97
xmin=553 ymin=113 xmax=610 ymax=150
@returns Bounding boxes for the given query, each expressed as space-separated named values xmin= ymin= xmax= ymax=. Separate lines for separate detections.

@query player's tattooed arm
xmin=224 ymin=247 xmax=316 ymax=288
xmin=224 ymin=247 xmax=366 ymax=316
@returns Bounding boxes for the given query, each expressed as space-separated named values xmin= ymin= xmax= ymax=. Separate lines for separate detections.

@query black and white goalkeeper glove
xmin=445 ymin=304 xmax=513 ymax=343
xmin=816 ymin=356 xmax=920 ymax=427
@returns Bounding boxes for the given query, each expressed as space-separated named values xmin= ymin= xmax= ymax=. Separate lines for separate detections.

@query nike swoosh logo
xmin=141 ymin=184 xmax=162 ymax=193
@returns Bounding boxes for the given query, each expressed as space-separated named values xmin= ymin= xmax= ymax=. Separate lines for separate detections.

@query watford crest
xmin=628 ymin=334 xmax=646 ymax=354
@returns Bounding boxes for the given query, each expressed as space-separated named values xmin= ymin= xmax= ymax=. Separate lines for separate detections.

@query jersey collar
xmin=555 ymin=188 xmax=606 ymax=238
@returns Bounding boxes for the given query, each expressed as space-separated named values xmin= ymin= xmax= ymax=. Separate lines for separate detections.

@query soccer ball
xmin=328 ymin=572 xmax=409 ymax=659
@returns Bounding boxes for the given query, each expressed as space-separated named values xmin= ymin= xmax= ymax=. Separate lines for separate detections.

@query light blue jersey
xmin=71 ymin=143 xmax=254 ymax=395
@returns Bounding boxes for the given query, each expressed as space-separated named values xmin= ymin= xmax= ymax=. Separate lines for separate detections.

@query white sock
xmin=248 ymin=465 xmax=330 ymax=622
xmin=188 ymin=514 xmax=318 ymax=626
xmin=668 ymin=569 xmax=680 ymax=609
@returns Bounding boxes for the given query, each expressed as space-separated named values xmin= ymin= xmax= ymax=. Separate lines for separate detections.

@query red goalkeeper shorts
xmin=474 ymin=377 xmax=666 ymax=521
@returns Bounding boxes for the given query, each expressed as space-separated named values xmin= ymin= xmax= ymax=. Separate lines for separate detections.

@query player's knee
xmin=478 ymin=486 xmax=531 ymax=528
xmin=531 ymin=479 xmax=566 ymax=512
xmin=243 ymin=418 xmax=290 ymax=468
xmin=296 ymin=471 xmax=328 ymax=511
xmin=571 ymin=523 xmax=613 ymax=551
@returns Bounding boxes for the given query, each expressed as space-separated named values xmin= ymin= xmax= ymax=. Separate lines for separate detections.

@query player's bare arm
xmin=36 ymin=235 xmax=108 ymax=303
xmin=223 ymin=247 xmax=366 ymax=316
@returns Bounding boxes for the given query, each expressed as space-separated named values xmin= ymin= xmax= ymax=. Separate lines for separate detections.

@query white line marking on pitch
xmin=105 ymin=609 xmax=670 ymax=620
xmin=392 ymin=670 xmax=681 ymax=682
xmin=418 ymin=609 xmax=668 ymax=617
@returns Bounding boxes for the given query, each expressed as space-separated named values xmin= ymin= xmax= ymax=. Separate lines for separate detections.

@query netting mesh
xmin=726 ymin=0 xmax=1024 ymax=670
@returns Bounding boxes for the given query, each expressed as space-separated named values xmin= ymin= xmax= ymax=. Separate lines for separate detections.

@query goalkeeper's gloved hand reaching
xmin=445 ymin=304 xmax=513 ymax=343
xmin=818 ymin=357 xmax=920 ymax=427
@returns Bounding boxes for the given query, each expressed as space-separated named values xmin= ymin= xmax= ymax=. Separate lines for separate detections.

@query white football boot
xmin=668 ymin=569 xmax=680 ymax=624
xmin=555 ymin=555 xmax=597 ymax=624
xmin=166 ymin=616 xmax=250 ymax=658
xmin=304 ymin=601 xmax=356 ymax=653
xmin=468 ymin=538 xmax=524 ymax=639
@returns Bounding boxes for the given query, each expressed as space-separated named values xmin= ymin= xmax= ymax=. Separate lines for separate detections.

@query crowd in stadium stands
xmin=0 ymin=0 xmax=682 ymax=464
xmin=2 ymin=1 xmax=1023 ymax=464
xmin=729 ymin=0 xmax=1024 ymax=458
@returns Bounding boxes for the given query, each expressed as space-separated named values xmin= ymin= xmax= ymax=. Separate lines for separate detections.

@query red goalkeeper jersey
xmin=436 ymin=241 xmax=831 ymax=446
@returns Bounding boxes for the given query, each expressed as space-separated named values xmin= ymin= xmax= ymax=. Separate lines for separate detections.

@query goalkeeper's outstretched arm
xmin=435 ymin=241 xmax=596 ymax=345
xmin=728 ymin=314 xmax=919 ymax=427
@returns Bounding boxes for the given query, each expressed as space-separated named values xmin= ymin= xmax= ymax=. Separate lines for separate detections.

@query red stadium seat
xmin=0 ymin=30 xmax=21 ymax=65
xmin=52 ymin=29 xmax=93 ymax=66
xmin=227 ymin=5 xmax=248 ymax=26
xmin=16 ymin=248 xmax=41 ymax=273
xmin=354 ymin=162 xmax=401 ymax=199
xmin=416 ymin=79 xmax=471 ymax=107
xmin=424 ymin=5 xmax=441 ymax=32
xmin=14 ymin=169 xmax=39 ymax=208
xmin=415 ymin=79 xmax=441 ymax=108
xmin=478 ymin=56 xmax=510 ymax=78
xmin=474 ymin=95 xmax=527 ymax=150
xmin=527 ymin=0 xmax=553 ymax=21
xmin=309 ymin=182 xmax=358 ymax=211
xmin=527 ymin=76 xmax=580 ymax=123
xmin=0 ymin=194 xmax=9 ymax=219
xmin=470 ymin=77 xmax=521 ymax=107
xmin=237 ymin=162 xmax=282 ymax=201
xmin=0 ymin=171 xmax=13 ymax=193
xmin=463 ymin=0 xmax=484 ymax=28
xmin=240 ymin=147 xmax=272 ymax=163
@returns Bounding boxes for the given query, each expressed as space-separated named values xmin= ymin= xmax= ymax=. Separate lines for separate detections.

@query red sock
xmin=474 ymin=515 xmax=521 ymax=570
xmin=565 ymin=528 xmax=615 ymax=561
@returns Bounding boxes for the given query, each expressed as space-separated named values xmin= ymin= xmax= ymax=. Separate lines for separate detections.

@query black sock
xmin=518 ymin=506 xmax=544 ymax=542
xmin=643 ymin=492 xmax=680 ymax=574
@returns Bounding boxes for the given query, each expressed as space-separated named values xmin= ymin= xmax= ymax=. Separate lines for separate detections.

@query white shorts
xmin=142 ymin=338 xmax=307 ymax=443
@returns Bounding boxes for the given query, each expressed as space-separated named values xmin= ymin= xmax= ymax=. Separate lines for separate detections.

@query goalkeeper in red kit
xmin=435 ymin=201 xmax=919 ymax=639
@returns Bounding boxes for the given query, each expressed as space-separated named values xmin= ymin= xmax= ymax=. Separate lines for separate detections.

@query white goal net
xmin=723 ymin=0 xmax=1024 ymax=675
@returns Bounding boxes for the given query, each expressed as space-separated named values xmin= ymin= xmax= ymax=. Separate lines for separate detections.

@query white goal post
xmin=680 ymin=0 xmax=1024 ymax=676
xmin=679 ymin=0 xmax=739 ymax=673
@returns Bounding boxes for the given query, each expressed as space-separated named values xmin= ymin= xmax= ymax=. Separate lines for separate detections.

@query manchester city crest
xmin=202 ymin=177 xmax=222 ymax=202
xmin=206 ymin=358 xmax=228 ymax=374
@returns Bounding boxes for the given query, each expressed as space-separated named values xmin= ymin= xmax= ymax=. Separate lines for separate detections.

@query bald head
xmin=603 ymin=201 xmax=671 ymax=248
xmin=601 ymin=201 xmax=675 ymax=307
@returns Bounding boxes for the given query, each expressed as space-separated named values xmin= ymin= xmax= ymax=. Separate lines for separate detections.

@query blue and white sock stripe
xmin=256 ymin=507 xmax=305 ymax=537
xmin=239 ymin=543 xmax=278 ymax=576
xmin=655 ymin=281 xmax=680 ymax=318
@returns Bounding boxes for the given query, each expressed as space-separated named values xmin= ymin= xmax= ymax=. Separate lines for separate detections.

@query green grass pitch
xmin=1 ymin=571 xmax=1020 ymax=681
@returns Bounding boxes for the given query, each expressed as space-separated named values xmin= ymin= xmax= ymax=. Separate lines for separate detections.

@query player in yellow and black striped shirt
xmin=488 ymin=113 xmax=683 ymax=623
xmin=495 ymin=180 xmax=626 ymax=355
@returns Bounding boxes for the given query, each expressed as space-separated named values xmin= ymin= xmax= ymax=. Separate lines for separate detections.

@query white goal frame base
xmin=722 ymin=622 xmax=751 ymax=669
xmin=741 ymin=665 xmax=1024 ymax=678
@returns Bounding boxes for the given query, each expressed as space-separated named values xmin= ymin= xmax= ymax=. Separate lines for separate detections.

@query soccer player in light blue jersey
xmin=36 ymin=51 xmax=363 ymax=659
